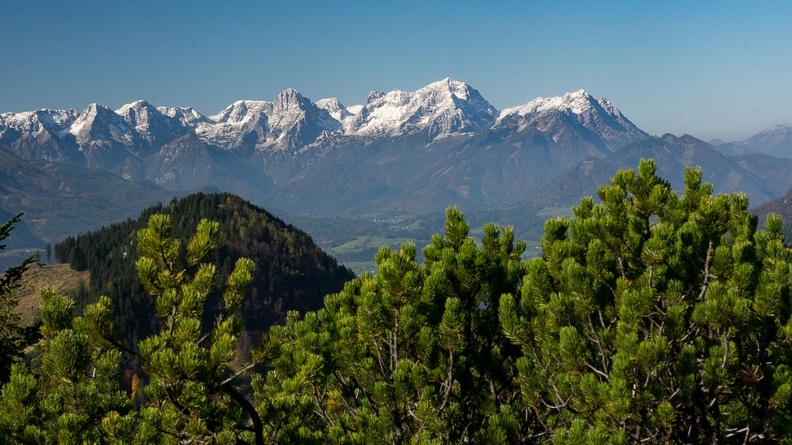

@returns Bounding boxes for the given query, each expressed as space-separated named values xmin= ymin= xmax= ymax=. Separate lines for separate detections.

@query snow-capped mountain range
xmin=3 ymin=78 xmax=789 ymax=218
xmin=0 ymin=78 xmax=642 ymax=159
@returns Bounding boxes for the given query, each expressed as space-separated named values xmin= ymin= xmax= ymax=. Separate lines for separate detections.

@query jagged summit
xmin=495 ymin=89 xmax=647 ymax=151
xmin=0 ymin=80 xmax=653 ymax=168
xmin=115 ymin=99 xmax=150 ymax=114
xmin=344 ymin=78 xmax=498 ymax=139
xmin=273 ymin=88 xmax=307 ymax=111
xmin=498 ymin=89 xmax=599 ymax=118
xmin=0 ymin=108 xmax=77 ymax=135
xmin=316 ymin=97 xmax=356 ymax=123
xmin=3 ymin=81 xmax=646 ymax=154
xmin=69 ymin=103 xmax=133 ymax=143
xmin=9 ymin=79 xmax=791 ymax=221
xmin=420 ymin=77 xmax=476 ymax=100
xmin=116 ymin=100 xmax=161 ymax=130
xmin=114 ymin=100 xmax=204 ymax=149
xmin=157 ymin=105 xmax=209 ymax=127
xmin=197 ymin=89 xmax=339 ymax=151
xmin=0 ymin=108 xmax=80 ymax=163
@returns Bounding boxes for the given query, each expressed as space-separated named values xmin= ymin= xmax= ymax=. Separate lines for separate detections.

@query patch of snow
xmin=497 ymin=89 xmax=597 ymax=122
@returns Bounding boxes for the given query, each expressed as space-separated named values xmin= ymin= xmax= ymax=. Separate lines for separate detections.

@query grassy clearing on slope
xmin=332 ymin=235 xmax=417 ymax=255
xmin=10 ymin=263 xmax=89 ymax=327
xmin=536 ymin=206 xmax=573 ymax=219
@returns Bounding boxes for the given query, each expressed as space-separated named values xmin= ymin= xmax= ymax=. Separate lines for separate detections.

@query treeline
xmin=53 ymin=192 xmax=355 ymax=348
xmin=2 ymin=160 xmax=792 ymax=444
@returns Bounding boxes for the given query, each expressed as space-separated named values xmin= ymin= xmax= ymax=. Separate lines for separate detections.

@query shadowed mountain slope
xmin=53 ymin=192 xmax=356 ymax=347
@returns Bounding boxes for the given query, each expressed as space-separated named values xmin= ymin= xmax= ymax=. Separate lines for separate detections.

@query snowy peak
xmin=196 ymin=100 xmax=269 ymax=151
xmin=69 ymin=103 xmax=135 ymax=144
xmin=115 ymin=100 xmax=156 ymax=127
xmin=265 ymin=89 xmax=340 ymax=148
xmin=739 ymin=123 xmax=792 ymax=146
xmin=316 ymin=98 xmax=356 ymax=124
xmin=157 ymin=106 xmax=209 ymax=128
xmin=495 ymin=89 xmax=647 ymax=150
xmin=0 ymin=108 xmax=77 ymax=136
xmin=497 ymin=89 xmax=633 ymax=129
xmin=210 ymin=89 xmax=319 ymax=124
xmin=736 ymin=123 xmax=792 ymax=159
xmin=315 ymin=97 xmax=344 ymax=113
xmin=198 ymin=89 xmax=339 ymax=151
xmin=63 ymin=103 xmax=152 ymax=173
xmin=273 ymin=88 xmax=308 ymax=111
xmin=498 ymin=89 xmax=598 ymax=118
xmin=210 ymin=100 xmax=270 ymax=126
xmin=1 ymin=80 xmax=650 ymax=159
xmin=756 ymin=123 xmax=792 ymax=137
xmin=346 ymin=78 xmax=498 ymax=139
xmin=424 ymin=77 xmax=474 ymax=100
xmin=0 ymin=108 xmax=80 ymax=163
xmin=115 ymin=100 xmax=191 ymax=146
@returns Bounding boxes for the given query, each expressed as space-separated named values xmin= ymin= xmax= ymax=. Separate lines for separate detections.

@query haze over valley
xmin=3 ymin=79 xmax=792 ymax=272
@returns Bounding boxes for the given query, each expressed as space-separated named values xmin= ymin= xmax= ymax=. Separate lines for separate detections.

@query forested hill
xmin=53 ymin=192 xmax=355 ymax=346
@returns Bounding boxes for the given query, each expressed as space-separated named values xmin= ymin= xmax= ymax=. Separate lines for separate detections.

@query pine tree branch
xmin=217 ymin=362 xmax=258 ymax=388
xmin=586 ymin=363 xmax=609 ymax=380
xmin=104 ymin=334 xmax=138 ymax=357
xmin=437 ymin=349 xmax=454 ymax=415
xmin=220 ymin=383 xmax=265 ymax=445
xmin=698 ymin=238 xmax=715 ymax=301
xmin=311 ymin=383 xmax=336 ymax=428
xmin=585 ymin=317 xmax=609 ymax=379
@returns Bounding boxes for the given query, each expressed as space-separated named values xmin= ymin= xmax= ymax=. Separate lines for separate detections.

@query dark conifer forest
xmin=52 ymin=192 xmax=355 ymax=348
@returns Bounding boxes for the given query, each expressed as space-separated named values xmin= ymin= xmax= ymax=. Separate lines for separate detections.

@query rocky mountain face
xmin=494 ymin=89 xmax=648 ymax=152
xmin=2 ymin=79 xmax=787 ymax=222
xmin=116 ymin=100 xmax=205 ymax=152
xmin=197 ymin=88 xmax=340 ymax=153
xmin=339 ymin=78 xmax=499 ymax=140
xmin=0 ymin=109 xmax=81 ymax=164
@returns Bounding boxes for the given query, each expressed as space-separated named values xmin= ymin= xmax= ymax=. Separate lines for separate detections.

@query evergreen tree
xmin=133 ymin=213 xmax=263 ymax=445
xmin=0 ymin=214 xmax=34 ymax=384
xmin=499 ymin=159 xmax=792 ymax=443
xmin=1 ymin=213 xmax=263 ymax=445
xmin=0 ymin=290 xmax=134 ymax=444
xmin=4 ymin=162 xmax=792 ymax=444
xmin=258 ymin=207 xmax=528 ymax=443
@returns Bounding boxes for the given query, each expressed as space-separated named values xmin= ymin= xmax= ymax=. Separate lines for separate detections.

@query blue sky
xmin=1 ymin=1 xmax=790 ymax=141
